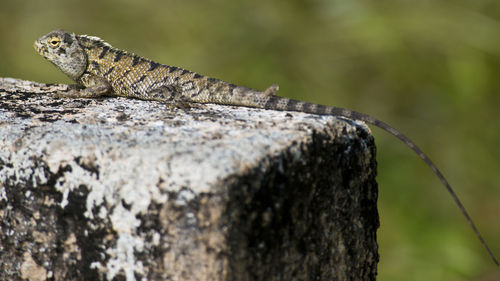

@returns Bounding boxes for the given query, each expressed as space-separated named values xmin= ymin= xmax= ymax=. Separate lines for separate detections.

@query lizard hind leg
xmin=147 ymin=84 xmax=199 ymax=110
xmin=263 ymin=84 xmax=279 ymax=96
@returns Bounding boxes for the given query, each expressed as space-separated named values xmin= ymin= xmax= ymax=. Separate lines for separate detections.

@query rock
xmin=0 ymin=77 xmax=379 ymax=281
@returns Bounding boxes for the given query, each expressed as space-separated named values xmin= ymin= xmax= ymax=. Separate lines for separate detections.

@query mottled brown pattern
xmin=33 ymin=29 xmax=499 ymax=265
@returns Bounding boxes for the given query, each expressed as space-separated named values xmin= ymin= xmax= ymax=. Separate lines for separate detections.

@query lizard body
xmin=34 ymin=29 xmax=498 ymax=265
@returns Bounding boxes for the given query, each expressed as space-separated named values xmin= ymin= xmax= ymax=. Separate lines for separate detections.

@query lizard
xmin=34 ymin=29 xmax=498 ymax=265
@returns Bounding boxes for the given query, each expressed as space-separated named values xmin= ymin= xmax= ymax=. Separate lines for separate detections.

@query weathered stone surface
xmin=0 ymin=77 xmax=379 ymax=281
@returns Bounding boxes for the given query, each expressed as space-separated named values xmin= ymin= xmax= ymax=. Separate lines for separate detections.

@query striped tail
xmin=261 ymin=95 xmax=499 ymax=265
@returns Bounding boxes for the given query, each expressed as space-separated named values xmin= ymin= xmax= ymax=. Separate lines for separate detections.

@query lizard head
xmin=34 ymin=29 xmax=87 ymax=81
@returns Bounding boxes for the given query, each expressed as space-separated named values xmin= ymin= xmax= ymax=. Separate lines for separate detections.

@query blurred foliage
xmin=1 ymin=0 xmax=500 ymax=280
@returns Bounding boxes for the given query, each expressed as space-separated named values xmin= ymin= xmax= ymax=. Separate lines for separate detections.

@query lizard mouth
xmin=33 ymin=41 xmax=48 ymax=57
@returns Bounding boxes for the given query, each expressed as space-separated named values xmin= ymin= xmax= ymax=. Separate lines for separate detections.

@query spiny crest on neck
xmin=76 ymin=33 xmax=146 ymax=64
xmin=77 ymin=34 xmax=113 ymax=49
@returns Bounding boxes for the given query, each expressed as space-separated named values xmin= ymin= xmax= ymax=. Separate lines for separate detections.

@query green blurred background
xmin=1 ymin=0 xmax=499 ymax=280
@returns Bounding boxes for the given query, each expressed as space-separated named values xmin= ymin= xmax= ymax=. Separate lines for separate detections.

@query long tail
xmin=260 ymin=95 xmax=499 ymax=265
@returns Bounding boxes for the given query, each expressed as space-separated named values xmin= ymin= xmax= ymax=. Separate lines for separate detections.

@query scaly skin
xmin=34 ymin=29 xmax=498 ymax=265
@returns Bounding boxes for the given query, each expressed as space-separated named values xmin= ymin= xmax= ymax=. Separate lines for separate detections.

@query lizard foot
xmin=263 ymin=84 xmax=279 ymax=96
xmin=164 ymin=100 xmax=204 ymax=111
xmin=54 ymin=86 xmax=84 ymax=98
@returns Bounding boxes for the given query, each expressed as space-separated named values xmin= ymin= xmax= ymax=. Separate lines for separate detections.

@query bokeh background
xmin=1 ymin=0 xmax=499 ymax=280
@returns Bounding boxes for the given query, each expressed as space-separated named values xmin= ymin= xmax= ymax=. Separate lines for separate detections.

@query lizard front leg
xmin=56 ymin=75 xmax=112 ymax=98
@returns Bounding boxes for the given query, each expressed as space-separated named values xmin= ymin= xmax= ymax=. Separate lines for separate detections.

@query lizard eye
xmin=48 ymin=37 xmax=61 ymax=48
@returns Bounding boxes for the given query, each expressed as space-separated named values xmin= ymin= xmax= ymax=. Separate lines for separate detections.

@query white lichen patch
xmin=105 ymin=233 xmax=145 ymax=281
